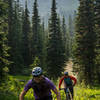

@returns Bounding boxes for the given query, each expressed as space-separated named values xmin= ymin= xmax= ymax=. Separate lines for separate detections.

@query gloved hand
xmin=73 ymin=84 xmax=75 ymax=87
xmin=59 ymin=88 xmax=61 ymax=90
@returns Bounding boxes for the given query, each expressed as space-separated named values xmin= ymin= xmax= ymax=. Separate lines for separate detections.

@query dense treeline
xmin=73 ymin=0 xmax=100 ymax=85
xmin=0 ymin=0 xmax=10 ymax=82
xmin=0 ymin=0 xmax=100 ymax=85
xmin=47 ymin=0 xmax=65 ymax=79
xmin=0 ymin=0 xmax=73 ymax=80
xmin=94 ymin=0 xmax=100 ymax=84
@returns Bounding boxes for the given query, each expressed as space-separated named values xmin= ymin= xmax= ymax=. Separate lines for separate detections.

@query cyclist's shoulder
xmin=69 ymin=75 xmax=77 ymax=80
xmin=59 ymin=76 xmax=66 ymax=81
xmin=26 ymin=79 xmax=33 ymax=85
xmin=59 ymin=76 xmax=65 ymax=81
xmin=62 ymin=75 xmax=66 ymax=78
xmin=44 ymin=77 xmax=53 ymax=83
xmin=68 ymin=75 xmax=72 ymax=78
xmin=44 ymin=77 xmax=55 ymax=85
xmin=44 ymin=76 xmax=49 ymax=80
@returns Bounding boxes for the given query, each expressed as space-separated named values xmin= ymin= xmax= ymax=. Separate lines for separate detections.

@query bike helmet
xmin=32 ymin=67 xmax=42 ymax=77
xmin=64 ymin=72 xmax=68 ymax=76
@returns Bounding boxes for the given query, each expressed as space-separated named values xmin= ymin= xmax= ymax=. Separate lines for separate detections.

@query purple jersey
xmin=24 ymin=77 xmax=56 ymax=99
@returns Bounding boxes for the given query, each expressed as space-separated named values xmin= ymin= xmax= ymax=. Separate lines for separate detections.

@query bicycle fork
xmin=65 ymin=88 xmax=73 ymax=100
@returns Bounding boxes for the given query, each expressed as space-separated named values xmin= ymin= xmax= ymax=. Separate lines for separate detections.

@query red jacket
xmin=59 ymin=75 xmax=77 ymax=88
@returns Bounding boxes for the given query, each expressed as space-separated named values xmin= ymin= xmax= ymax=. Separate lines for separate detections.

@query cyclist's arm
xmin=19 ymin=90 xmax=27 ymax=100
xmin=19 ymin=80 xmax=32 ymax=100
xmin=70 ymin=76 xmax=77 ymax=86
xmin=59 ymin=76 xmax=65 ymax=89
xmin=53 ymin=88 xmax=61 ymax=100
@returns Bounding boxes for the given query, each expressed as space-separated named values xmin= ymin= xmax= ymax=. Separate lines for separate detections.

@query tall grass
xmin=74 ymin=86 xmax=100 ymax=100
xmin=0 ymin=75 xmax=100 ymax=100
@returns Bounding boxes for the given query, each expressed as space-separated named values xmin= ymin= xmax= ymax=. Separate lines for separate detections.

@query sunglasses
xmin=34 ymin=75 xmax=41 ymax=78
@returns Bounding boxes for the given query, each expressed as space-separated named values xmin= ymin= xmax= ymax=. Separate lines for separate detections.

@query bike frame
xmin=60 ymin=87 xmax=73 ymax=100
xmin=65 ymin=88 xmax=72 ymax=100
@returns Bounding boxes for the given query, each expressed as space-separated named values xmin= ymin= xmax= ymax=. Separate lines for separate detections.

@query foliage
xmin=94 ymin=0 xmax=100 ymax=84
xmin=62 ymin=16 xmax=70 ymax=60
xmin=12 ymin=75 xmax=30 ymax=81
xmin=21 ymin=1 xmax=31 ymax=67
xmin=68 ymin=15 xmax=75 ymax=57
xmin=31 ymin=0 xmax=43 ymax=65
xmin=74 ymin=86 xmax=100 ymax=100
xmin=47 ymin=0 xmax=65 ymax=79
xmin=0 ymin=0 xmax=99 ymax=89
xmin=0 ymin=75 xmax=100 ymax=100
xmin=8 ymin=0 xmax=24 ymax=74
xmin=40 ymin=21 xmax=47 ymax=70
xmin=0 ymin=75 xmax=33 ymax=100
xmin=30 ymin=56 xmax=40 ymax=68
xmin=0 ymin=0 xmax=10 ymax=81
xmin=73 ymin=0 xmax=97 ymax=85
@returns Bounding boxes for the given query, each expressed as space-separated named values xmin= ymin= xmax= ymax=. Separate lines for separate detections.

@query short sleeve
xmin=46 ymin=78 xmax=56 ymax=90
xmin=24 ymin=80 xmax=32 ymax=92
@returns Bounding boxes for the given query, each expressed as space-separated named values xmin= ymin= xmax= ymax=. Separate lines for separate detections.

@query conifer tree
xmin=68 ymin=15 xmax=74 ymax=37
xmin=62 ymin=16 xmax=70 ymax=60
xmin=47 ymin=0 xmax=65 ymax=79
xmin=21 ymin=1 xmax=31 ymax=67
xmin=0 ymin=0 xmax=9 ymax=81
xmin=68 ymin=15 xmax=74 ymax=57
xmin=73 ymin=10 xmax=77 ymax=34
xmin=94 ymin=0 xmax=100 ymax=83
xmin=7 ymin=0 xmax=15 ymax=74
xmin=31 ymin=0 xmax=42 ymax=64
xmin=73 ymin=0 xmax=97 ymax=85
xmin=40 ymin=21 xmax=47 ymax=70
xmin=8 ymin=0 xmax=24 ymax=74
xmin=8 ymin=0 xmax=13 ymax=47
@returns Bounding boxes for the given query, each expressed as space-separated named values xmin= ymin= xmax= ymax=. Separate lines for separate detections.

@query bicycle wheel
xmin=66 ymin=93 xmax=71 ymax=100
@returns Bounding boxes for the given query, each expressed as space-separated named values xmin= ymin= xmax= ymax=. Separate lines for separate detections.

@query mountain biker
xmin=19 ymin=67 xmax=61 ymax=100
xmin=59 ymin=72 xmax=77 ymax=99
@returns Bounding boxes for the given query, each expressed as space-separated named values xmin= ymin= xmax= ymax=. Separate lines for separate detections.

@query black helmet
xmin=64 ymin=72 xmax=68 ymax=76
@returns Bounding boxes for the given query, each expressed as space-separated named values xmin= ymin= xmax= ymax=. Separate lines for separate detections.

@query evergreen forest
xmin=0 ymin=0 xmax=100 ymax=99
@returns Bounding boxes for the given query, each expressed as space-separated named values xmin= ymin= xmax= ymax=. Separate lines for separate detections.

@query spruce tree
xmin=68 ymin=15 xmax=74 ymax=57
xmin=62 ymin=16 xmax=70 ymax=60
xmin=7 ymin=0 xmax=14 ymax=74
xmin=13 ymin=1 xmax=24 ymax=73
xmin=8 ymin=0 xmax=13 ymax=47
xmin=73 ymin=0 xmax=97 ymax=85
xmin=68 ymin=15 xmax=74 ymax=37
xmin=31 ymin=0 xmax=42 ymax=65
xmin=8 ymin=0 xmax=24 ymax=74
xmin=0 ymin=1 xmax=9 ymax=81
xmin=94 ymin=0 xmax=100 ymax=84
xmin=40 ymin=21 xmax=47 ymax=70
xmin=47 ymin=0 xmax=65 ymax=79
xmin=21 ymin=1 xmax=31 ymax=67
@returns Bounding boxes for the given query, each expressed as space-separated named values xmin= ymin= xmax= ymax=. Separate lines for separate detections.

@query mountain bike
xmin=59 ymin=86 xmax=73 ymax=100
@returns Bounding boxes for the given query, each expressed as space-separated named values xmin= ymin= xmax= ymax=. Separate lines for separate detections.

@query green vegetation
xmin=74 ymin=86 xmax=100 ymax=100
xmin=0 ymin=76 xmax=100 ymax=100
xmin=12 ymin=75 xmax=30 ymax=81
xmin=73 ymin=0 xmax=97 ymax=85
xmin=0 ymin=0 xmax=100 ymax=99
xmin=0 ymin=0 xmax=10 ymax=81
xmin=47 ymin=0 xmax=65 ymax=79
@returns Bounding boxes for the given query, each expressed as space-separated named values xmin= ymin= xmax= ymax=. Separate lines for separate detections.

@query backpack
xmin=64 ymin=77 xmax=73 ymax=86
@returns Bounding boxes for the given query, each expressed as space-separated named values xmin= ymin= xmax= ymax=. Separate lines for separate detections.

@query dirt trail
xmin=64 ymin=60 xmax=73 ymax=75
xmin=61 ymin=60 xmax=76 ymax=88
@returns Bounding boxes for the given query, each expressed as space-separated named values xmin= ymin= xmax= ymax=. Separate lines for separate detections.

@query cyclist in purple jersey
xmin=19 ymin=67 xmax=61 ymax=100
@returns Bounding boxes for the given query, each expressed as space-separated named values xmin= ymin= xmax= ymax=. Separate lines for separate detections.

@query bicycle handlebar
xmin=59 ymin=86 xmax=73 ymax=90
